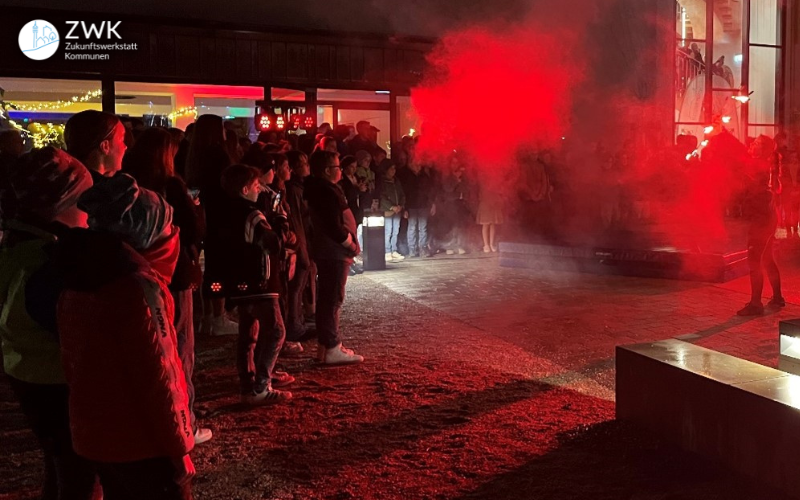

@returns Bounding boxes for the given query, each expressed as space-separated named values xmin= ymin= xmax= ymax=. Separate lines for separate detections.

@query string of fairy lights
xmin=0 ymin=88 xmax=199 ymax=148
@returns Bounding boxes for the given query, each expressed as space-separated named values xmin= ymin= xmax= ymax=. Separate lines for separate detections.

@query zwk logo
xmin=65 ymin=21 xmax=122 ymax=40
xmin=18 ymin=19 xmax=59 ymax=60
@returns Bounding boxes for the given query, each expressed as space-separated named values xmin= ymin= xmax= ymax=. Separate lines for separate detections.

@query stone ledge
xmin=617 ymin=339 xmax=800 ymax=499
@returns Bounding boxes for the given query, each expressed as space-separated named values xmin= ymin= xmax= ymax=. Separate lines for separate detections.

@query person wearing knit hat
xmin=0 ymin=146 xmax=98 ymax=499
xmin=52 ymin=172 xmax=195 ymax=495
xmin=65 ymin=110 xmax=127 ymax=179
xmin=737 ymin=134 xmax=785 ymax=316
xmin=8 ymin=147 xmax=93 ymax=224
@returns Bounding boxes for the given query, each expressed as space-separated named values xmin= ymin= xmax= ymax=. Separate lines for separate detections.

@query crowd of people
xmin=0 ymin=113 xmax=391 ymax=499
xmin=0 ymin=106 xmax=797 ymax=498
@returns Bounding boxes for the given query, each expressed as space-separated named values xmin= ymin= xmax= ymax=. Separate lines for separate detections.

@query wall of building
xmin=0 ymin=8 xmax=431 ymax=92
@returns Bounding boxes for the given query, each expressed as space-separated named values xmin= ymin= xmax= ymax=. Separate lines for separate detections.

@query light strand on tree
xmin=5 ymin=89 xmax=103 ymax=112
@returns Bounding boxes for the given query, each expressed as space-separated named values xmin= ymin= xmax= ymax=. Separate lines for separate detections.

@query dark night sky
xmin=0 ymin=0 xmax=535 ymax=38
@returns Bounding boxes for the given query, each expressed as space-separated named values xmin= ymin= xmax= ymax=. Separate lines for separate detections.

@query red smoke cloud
xmin=409 ymin=0 xmax=761 ymax=262
xmin=411 ymin=24 xmax=586 ymax=173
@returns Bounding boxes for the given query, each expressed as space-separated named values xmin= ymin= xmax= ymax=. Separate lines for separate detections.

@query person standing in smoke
xmin=737 ymin=135 xmax=785 ymax=316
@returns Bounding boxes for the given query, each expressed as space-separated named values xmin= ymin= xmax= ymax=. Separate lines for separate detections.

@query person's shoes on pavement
xmin=271 ymin=371 xmax=295 ymax=388
xmin=391 ymin=251 xmax=405 ymax=261
xmin=241 ymin=387 xmax=292 ymax=406
xmin=317 ymin=343 xmax=364 ymax=365
xmin=282 ymin=341 xmax=304 ymax=355
xmin=208 ymin=315 xmax=239 ymax=336
xmin=737 ymin=302 xmax=764 ymax=316
xmin=768 ymin=296 xmax=787 ymax=308
xmin=194 ymin=428 xmax=213 ymax=445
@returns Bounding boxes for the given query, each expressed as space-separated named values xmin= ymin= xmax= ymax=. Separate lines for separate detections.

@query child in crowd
xmin=217 ymin=164 xmax=296 ymax=404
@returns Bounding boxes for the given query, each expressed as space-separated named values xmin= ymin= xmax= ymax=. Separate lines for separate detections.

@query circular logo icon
xmin=18 ymin=20 xmax=60 ymax=61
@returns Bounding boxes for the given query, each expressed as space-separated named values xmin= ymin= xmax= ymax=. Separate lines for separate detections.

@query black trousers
xmin=747 ymin=217 xmax=782 ymax=303
xmin=8 ymin=377 xmax=99 ymax=500
xmin=315 ymin=259 xmax=350 ymax=349
xmin=95 ymin=457 xmax=192 ymax=500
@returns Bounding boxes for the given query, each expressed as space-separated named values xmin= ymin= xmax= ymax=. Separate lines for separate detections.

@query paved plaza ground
xmin=3 ymin=245 xmax=800 ymax=499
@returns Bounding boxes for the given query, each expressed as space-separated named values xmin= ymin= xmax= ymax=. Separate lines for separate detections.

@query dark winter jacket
xmin=339 ymin=174 xmax=368 ymax=226
xmin=285 ymin=175 xmax=311 ymax=269
xmin=304 ymin=176 xmax=359 ymax=263
xmin=743 ymin=155 xmax=781 ymax=226
xmin=399 ymin=168 xmax=434 ymax=210
xmin=379 ymin=178 xmax=405 ymax=215
xmin=212 ymin=195 xmax=283 ymax=300
xmin=0 ymin=220 xmax=67 ymax=384
xmin=54 ymin=227 xmax=193 ymax=463
xmin=162 ymin=176 xmax=203 ymax=291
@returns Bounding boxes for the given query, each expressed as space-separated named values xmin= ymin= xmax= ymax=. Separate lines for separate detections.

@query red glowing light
xmin=256 ymin=114 xmax=271 ymax=131
xmin=303 ymin=115 xmax=316 ymax=130
xmin=238 ymin=283 xmax=248 ymax=291
xmin=276 ymin=116 xmax=286 ymax=130
xmin=211 ymin=282 xmax=222 ymax=293
xmin=290 ymin=114 xmax=302 ymax=130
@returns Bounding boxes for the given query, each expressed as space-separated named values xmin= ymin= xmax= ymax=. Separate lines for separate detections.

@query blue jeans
xmin=384 ymin=214 xmax=401 ymax=253
xmin=236 ymin=298 xmax=286 ymax=394
xmin=407 ymin=209 xmax=429 ymax=256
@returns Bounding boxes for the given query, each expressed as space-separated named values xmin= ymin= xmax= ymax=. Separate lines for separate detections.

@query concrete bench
xmin=617 ymin=340 xmax=800 ymax=498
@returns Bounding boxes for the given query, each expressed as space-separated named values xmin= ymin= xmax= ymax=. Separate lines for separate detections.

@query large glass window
xmin=674 ymin=0 xmax=784 ymax=142
xmin=750 ymin=0 xmax=781 ymax=45
xmin=396 ymin=95 xmax=420 ymax=139
xmin=747 ymin=0 xmax=781 ymax=138
xmin=748 ymin=46 xmax=780 ymax=126
xmin=115 ymin=82 xmax=263 ymax=132
xmin=0 ymin=77 xmax=102 ymax=149
xmin=675 ymin=1 xmax=708 ymax=143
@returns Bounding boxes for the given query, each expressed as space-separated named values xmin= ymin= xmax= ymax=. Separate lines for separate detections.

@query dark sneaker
xmin=737 ymin=302 xmax=764 ymax=316
xmin=768 ymin=297 xmax=787 ymax=308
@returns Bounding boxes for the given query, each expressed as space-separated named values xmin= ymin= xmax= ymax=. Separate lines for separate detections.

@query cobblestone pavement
xmin=367 ymin=249 xmax=800 ymax=401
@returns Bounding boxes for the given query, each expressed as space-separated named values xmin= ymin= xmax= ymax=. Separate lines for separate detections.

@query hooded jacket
xmin=54 ymin=227 xmax=193 ymax=462
xmin=304 ymin=176 xmax=359 ymax=262
xmin=0 ymin=220 xmax=65 ymax=384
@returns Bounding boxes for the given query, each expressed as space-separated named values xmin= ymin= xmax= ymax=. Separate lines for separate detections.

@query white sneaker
xmin=391 ymin=252 xmax=405 ymax=261
xmin=446 ymin=249 xmax=455 ymax=255
xmin=211 ymin=315 xmax=239 ymax=336
xmin=385 ymin=252 xmax=393 ymax=262
xmin=241 ymin=388 xmax=292 ymax=405
xmin=458 ymin=248 xmax=467 ymax=255
xmin=194 ymin=428 xmax=213 ymax=445
xmin=318 ymin=343 xmax=364 ymax=365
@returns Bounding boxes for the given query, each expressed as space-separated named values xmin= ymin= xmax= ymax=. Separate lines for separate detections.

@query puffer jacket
xmin=55 ymin=227 xmax=193 ymax=463
xmin=0 ymin=220 xmax=65 ymax=384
